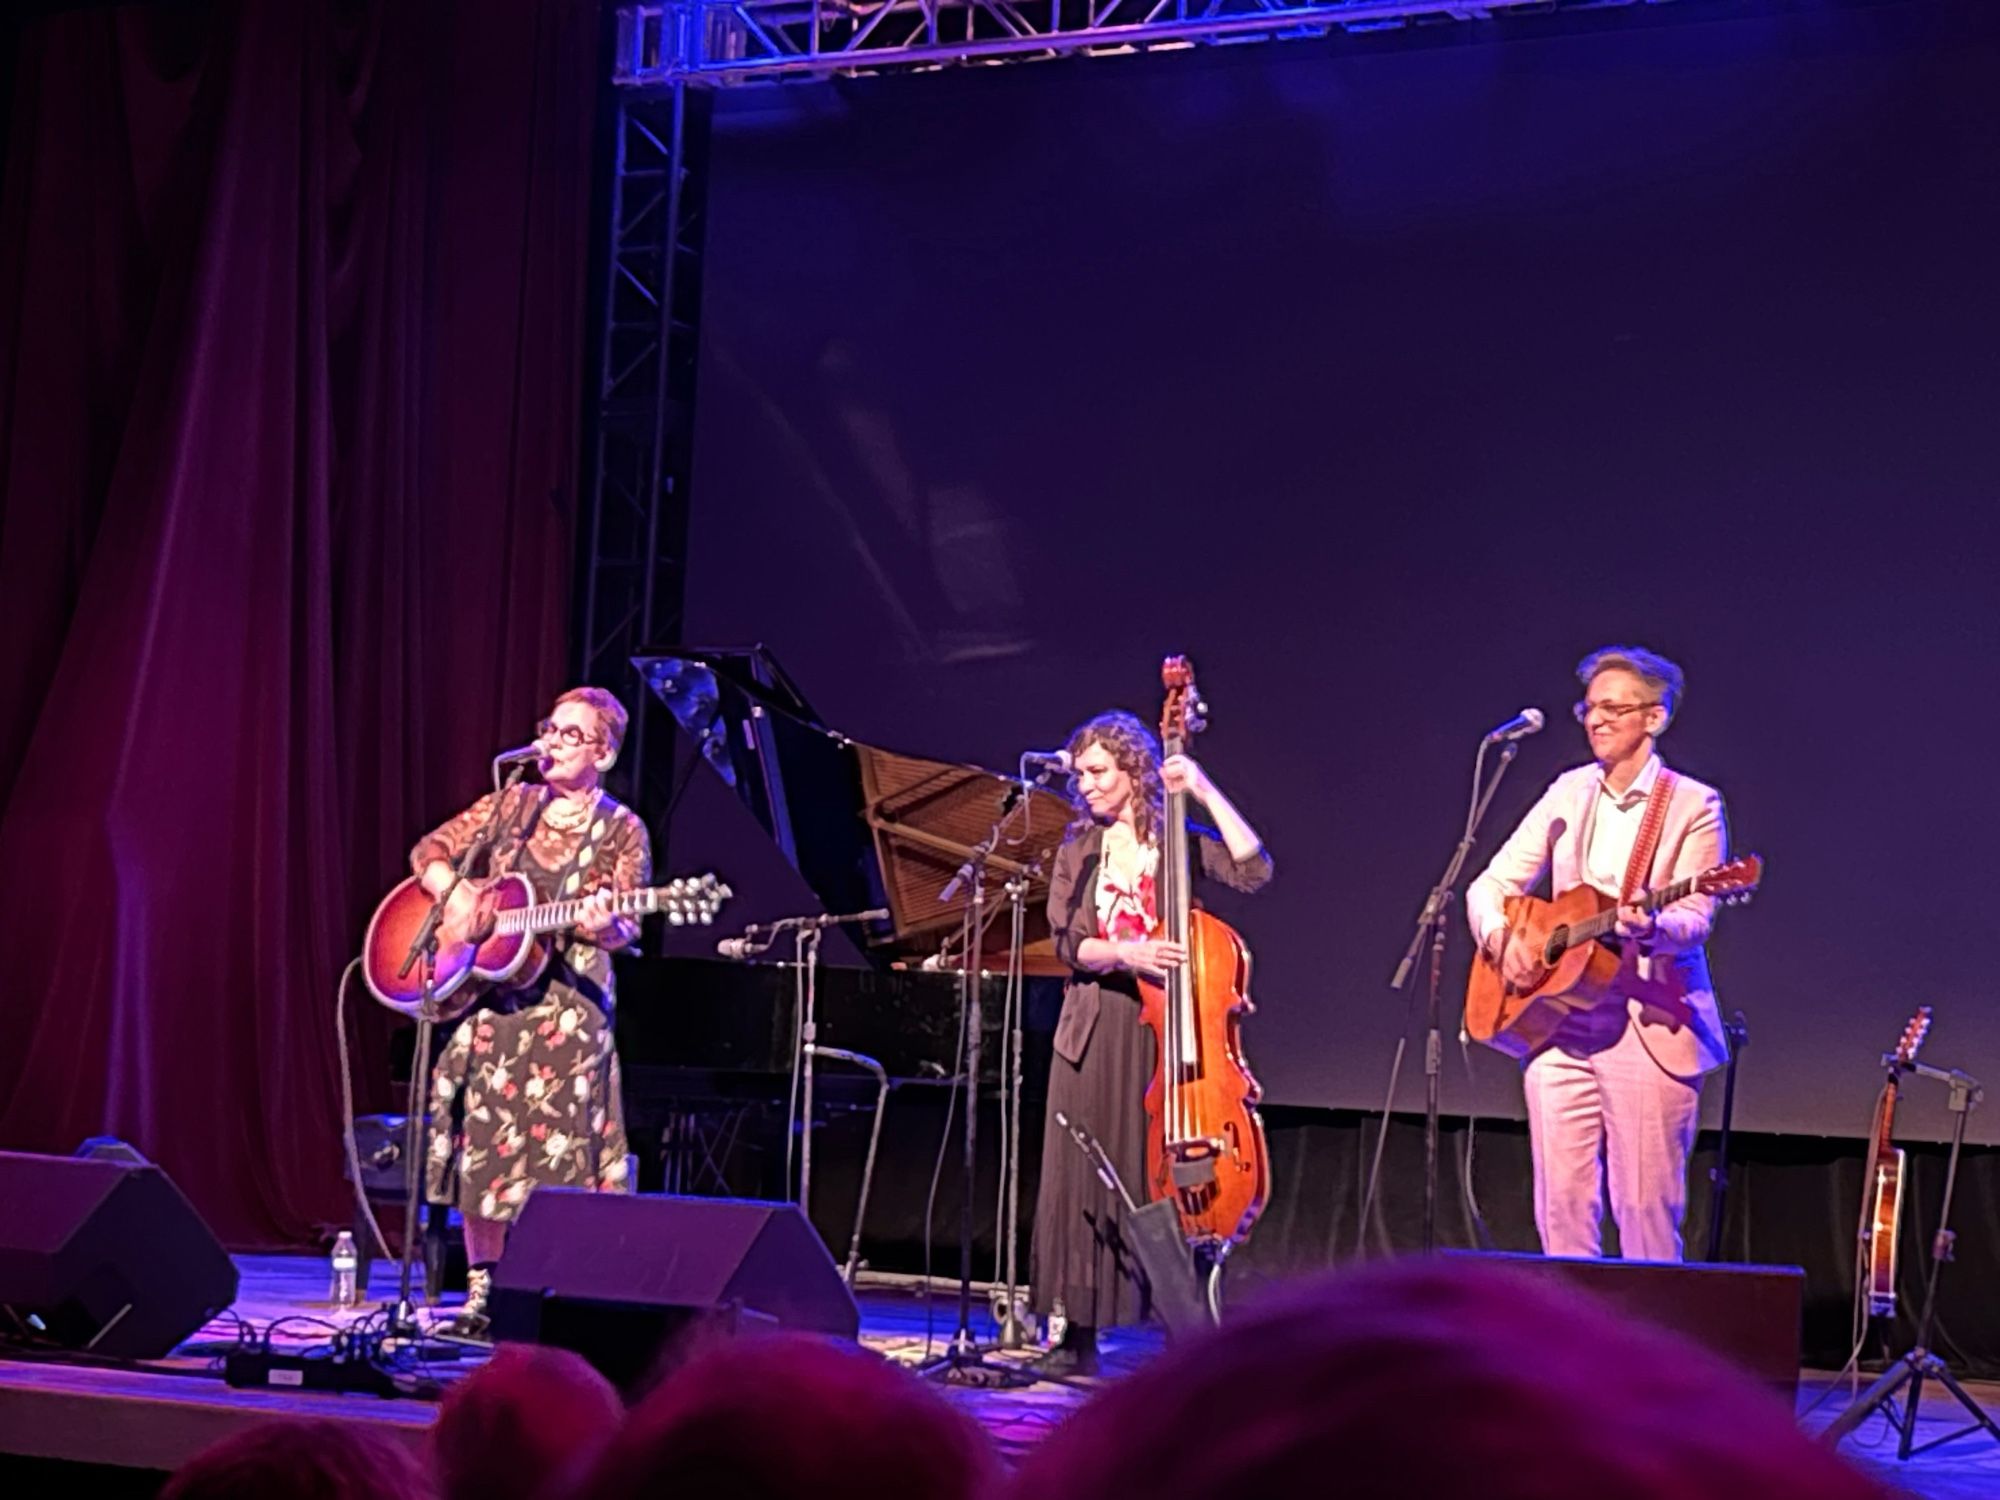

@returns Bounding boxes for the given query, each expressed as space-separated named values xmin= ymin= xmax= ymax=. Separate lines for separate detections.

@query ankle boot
xmin=450 ymin=1262 xmax=494 ymax=1337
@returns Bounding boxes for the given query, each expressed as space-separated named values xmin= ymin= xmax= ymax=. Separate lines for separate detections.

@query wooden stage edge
xmin=0 ymin=1255 xmax=1129 ymax=1476
xmin=5 ymin=1255 xmax=2000 ymax=1500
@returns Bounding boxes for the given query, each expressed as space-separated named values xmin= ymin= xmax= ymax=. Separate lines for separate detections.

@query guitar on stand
xmin=1860 ymin=1006 xmax=1933 ymax=1319
xmin=1463 ymin=855 xmax=1764 ymax=1060
xmin=1824 ymin=1010 xmax=2000 ymax=1461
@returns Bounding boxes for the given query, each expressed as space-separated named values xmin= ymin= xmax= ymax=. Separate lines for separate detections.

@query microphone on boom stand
xmin=715 ymin=909 xmax=893 ymax=960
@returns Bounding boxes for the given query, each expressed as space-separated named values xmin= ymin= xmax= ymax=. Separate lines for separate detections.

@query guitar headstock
xmin=1893 ymin=1005 xmax=1933 ymax=1067
xmin=655 ymin=873 xmax=732 ymax=926
xmin=1696 ymin=854 xmax=1763 ymax=905
xmin=1160 ymin=654 xmax=1207 ymax=754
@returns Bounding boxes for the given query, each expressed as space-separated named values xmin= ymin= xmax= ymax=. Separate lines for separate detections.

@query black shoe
xmin=1030 ymin=1340 xmax=1100 ymax=1378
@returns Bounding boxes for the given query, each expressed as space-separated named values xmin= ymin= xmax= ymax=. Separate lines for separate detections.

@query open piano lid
xmin=636 ymin=647 xmax=1074 ymax=975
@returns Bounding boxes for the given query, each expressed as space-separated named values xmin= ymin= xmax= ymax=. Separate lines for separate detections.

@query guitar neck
xmin=1159 ymin=783 xmax=1192 ymax=942
xmin=497 ymin=887 xmax=660 ymax=938
xmin=1567 ymin=873 xmax=1698 ymax=944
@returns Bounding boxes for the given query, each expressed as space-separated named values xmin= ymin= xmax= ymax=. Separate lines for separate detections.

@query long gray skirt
xmin=1030 ymin=982 xmax=1157 ymax=1330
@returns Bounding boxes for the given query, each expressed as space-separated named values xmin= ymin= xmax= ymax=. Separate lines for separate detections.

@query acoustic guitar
xmin=1463 ymin=855 xmax=1763 ymax=1060
xmin=1861 ymin=1006 xmax=1932 ymax=1318
xmin=361 ymin=871 xmax=730 ymax=1020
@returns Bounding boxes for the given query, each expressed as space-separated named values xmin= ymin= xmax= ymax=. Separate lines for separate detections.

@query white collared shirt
xmin=1582 ymin=751 xmax=1662 ymax=901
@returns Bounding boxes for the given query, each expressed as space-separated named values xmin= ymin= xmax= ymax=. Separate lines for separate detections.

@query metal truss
xmin=615 ymin=0 xmax=1678 ymax=86
xmin=577 ymin=85 xmax=714 ymax=821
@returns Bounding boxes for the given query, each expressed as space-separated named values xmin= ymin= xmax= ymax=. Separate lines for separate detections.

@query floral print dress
xmin=412 ymin=783 xmax=650 ymax=1222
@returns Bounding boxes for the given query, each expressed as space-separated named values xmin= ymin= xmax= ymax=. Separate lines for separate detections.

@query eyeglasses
xmin=537 ymin=718 xmax=605 ymax=748
xmin=1572 ymin=699 xmax=1659 ymax=724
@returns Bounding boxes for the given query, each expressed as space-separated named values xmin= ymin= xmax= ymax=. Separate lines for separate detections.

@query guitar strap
xmin=1619 ymin=767 xmax=1679 ymax=904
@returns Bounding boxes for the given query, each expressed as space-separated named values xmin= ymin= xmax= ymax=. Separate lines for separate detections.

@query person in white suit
xmin=1466 ymin=646 xmax=1731 ymax=1261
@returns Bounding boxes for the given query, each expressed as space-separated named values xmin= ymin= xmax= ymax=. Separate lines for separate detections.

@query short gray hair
xmin=1576 ymin=645 xmax=1685 ymax=722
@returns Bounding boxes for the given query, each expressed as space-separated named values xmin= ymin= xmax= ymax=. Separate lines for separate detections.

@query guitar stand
xmin=1055 ymin=1111 xmax=1221 ymax=1343
xmin=1823 ymin=1065 xmax=2000 ymax=1460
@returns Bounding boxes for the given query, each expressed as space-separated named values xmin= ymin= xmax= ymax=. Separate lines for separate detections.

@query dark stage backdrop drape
xmin=0 ymin=1 xmax=598 ymax=1246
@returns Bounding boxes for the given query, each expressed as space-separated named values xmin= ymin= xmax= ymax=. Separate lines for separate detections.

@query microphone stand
xmin=988 ymin=870 xmax=1035 ymax=1348
xmin=386 ymin=756 xmax=527 ymax=1341
xmin=792 ymin=925 xmax=824 ymax=1220
xmin=1704 ymin=1010 xmax=1749 ymax=1262
xmin=919 ymin=769 xmax=1039 ymax=1389
xmin=725 ymin=910 xmax=890 ymax=1247
xmin=1386 ymin=734 xmax=1523 ymax=1253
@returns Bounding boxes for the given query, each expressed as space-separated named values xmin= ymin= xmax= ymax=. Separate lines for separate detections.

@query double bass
xmin=1137 ymin=655 xmax=1271 ymax=1253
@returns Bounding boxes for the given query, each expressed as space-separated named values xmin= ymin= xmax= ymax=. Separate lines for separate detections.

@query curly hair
xmin=1066 ymin=710 xmax=1165 ymax=845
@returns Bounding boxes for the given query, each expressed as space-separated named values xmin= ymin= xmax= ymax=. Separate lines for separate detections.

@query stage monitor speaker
xmin=75 ymin=1136 xmax=149 ymax=1166
xmin=0 ymin=1149 xmax=239 ymax=1359
xmin=1447 ymin=1250 xmax=1803 ymax=1403
xmin=490 ymin=1191 xmax=859 ymax=1391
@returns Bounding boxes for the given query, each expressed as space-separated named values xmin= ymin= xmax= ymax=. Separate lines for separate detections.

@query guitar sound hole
xmin=1542 ymin=929 xmax=1569 ymax=966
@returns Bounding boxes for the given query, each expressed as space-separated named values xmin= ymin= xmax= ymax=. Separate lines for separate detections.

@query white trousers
xmin=1522 ymin=1018 xmax=1701 ymax=1261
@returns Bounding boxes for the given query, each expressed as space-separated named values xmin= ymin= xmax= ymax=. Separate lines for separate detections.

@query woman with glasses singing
xmin=411 ymin=687 xmax=650 ymax=1333
xmin=1465 ymin=646 xmax=1731 ymax=1263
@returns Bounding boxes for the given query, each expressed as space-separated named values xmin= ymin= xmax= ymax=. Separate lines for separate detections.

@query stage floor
xmin=1 ymin=1255 xmax=1996 ymax=1497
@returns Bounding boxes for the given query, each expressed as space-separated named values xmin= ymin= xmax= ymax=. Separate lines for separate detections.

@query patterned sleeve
xmin=597 ymin=806 xmax=652 ymax=952
xmin=410 ymin=792 xmax=500 ymax=878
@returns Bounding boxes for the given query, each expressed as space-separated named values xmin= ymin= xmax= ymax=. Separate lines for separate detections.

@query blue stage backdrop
xmin=660 ymin=1 xmax=2000 ymax=1141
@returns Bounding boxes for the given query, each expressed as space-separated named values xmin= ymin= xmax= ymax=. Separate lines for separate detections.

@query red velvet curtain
xmin=0 ymin=0 xmax=599 ymax=1246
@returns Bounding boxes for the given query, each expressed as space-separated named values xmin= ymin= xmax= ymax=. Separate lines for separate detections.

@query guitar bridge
xmin=1167 ymin=1139 xmax=1222 ymax=1189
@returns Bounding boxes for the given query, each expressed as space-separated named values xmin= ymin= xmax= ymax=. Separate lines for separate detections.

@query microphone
xmin=718 ymin=908 xmax=891 ymax=959
xmin=1020 ymin=748 xmax=1072 ymax=775
xmin=1483 ymin=708 xmax=1545 ymax=743
xmin=494 ymin=742 xmax=545 ymax=763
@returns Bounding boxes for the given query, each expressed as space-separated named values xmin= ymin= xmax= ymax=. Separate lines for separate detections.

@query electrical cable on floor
xmin=333 ymin=955 xmax=396 ymax=1266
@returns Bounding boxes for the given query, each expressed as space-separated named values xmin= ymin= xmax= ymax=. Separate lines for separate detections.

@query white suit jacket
xmin=1466 ymin=759 xmax=1731 ymax=1079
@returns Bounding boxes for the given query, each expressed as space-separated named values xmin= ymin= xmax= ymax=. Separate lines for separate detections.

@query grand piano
xmin=613 ymin=648 xmax=1074 ymax=1220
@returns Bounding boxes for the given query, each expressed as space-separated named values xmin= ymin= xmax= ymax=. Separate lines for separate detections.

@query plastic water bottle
xmin=329 ymin=1230 xmax=359 ymax=1307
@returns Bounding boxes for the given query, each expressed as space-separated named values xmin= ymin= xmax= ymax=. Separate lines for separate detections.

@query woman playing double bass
xmin=1029 ymin=709 xmax=1270 ymax=1375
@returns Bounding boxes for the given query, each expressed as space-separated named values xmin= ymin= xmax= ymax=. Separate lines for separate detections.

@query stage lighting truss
xmin=615 ymin=0 xmax=1673 ymax=86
